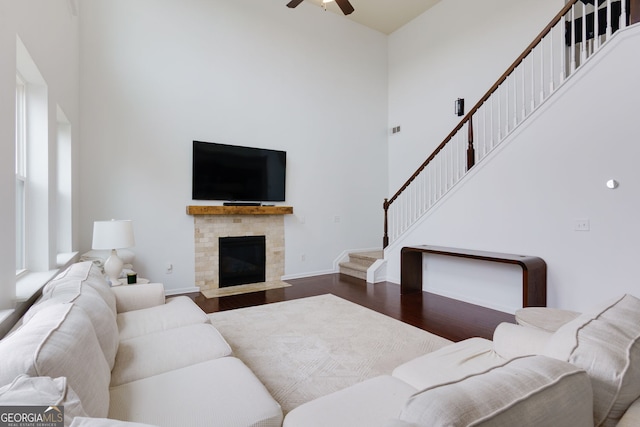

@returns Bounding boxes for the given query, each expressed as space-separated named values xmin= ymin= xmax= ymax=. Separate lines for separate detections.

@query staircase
xmin=339 ymin=251 xmax=384 ymax=282
xmin=383 ymin=0 xmax=635 ymax=249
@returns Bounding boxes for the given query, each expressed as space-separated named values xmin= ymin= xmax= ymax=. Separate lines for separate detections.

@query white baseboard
xmin=281 ymin=269 xmax=336 ymax=281
xmin=165 ymin=286 xmax=200 ymax=296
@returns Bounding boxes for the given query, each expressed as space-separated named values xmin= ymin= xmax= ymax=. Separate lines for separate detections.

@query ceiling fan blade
xmin=334 ymin=0 xmax=354 ymax=15
xmin=286 ymin=0 xmax=304 ymax=8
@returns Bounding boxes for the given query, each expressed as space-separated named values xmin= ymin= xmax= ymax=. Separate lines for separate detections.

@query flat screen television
xmin=192 ymin=141 xmax=286 ymax=202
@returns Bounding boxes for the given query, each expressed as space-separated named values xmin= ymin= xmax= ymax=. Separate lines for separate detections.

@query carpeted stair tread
xmin=339 ymin=262 xmax=368 ymax=280
xmin=339 ymin=261 xmax=369 ymax=272
xmin=339 ymin=250 xmax=384 ymax=280
xmin=349 ymin=251 xmax=383 ymax=266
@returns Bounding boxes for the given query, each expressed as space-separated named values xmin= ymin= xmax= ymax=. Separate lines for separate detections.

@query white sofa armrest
xmin=392 ymin=338 xmax=505 ymax=390
xmin=111 ymin=283 xmax=165 ymax=313
xmin=283 ymin=376 xmax=417 ymax=427
xmin=492 ymin=322 xmax=553 ymax=360
xmin=617 ymin=396 xmax=640 ymax=427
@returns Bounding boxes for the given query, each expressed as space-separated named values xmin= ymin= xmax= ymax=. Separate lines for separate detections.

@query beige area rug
xmin=208 ymin=294 xmax=452 ymax=414
xmin=201 ymin=281 xmax=291 ymax=298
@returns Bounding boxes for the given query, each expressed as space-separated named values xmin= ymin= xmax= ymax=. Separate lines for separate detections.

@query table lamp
xmin=92 ymin=219 xmax=135 ymax=286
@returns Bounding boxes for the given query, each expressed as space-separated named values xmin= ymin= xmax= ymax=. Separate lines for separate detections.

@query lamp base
xmin=104 ymin=249 xmax=124 ymax=286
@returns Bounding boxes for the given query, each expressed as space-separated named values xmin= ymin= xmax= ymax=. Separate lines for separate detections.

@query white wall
xmin=79 ymin=0 xmax=389 ymax=293
xmin=385 ymin=24 xmax=640 ymax=312
xmin=0 ymin=0 xmax=80 ymax=309
xmin=387 ymin=0 xmax=563 ymax=191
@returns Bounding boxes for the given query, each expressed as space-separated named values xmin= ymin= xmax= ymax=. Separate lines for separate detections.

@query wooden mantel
xmin=186 ymin=205 xmax=293 ymax=215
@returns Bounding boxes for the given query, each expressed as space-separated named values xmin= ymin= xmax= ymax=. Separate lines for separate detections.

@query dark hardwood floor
xmin=183 ymin=273 xmax=515 ymax=342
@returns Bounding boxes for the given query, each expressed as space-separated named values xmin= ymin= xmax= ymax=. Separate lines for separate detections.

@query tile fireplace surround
xmin=188 ymin=206 xmax=293 ymax=293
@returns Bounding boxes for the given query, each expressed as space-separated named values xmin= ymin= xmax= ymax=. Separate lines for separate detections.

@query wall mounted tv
xmin=192 ymin=141 xmax=286 ymax=202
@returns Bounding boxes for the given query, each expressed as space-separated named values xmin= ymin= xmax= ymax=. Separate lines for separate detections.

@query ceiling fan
xmin=286 ymin=0 xmax=355 ymax=16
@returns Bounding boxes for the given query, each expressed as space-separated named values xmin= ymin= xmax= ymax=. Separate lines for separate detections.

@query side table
xmin=115 ymin=277 xmax=150 ymax=286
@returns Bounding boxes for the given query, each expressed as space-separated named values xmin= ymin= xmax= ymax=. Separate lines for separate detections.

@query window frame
xmin=15 ymin=73 xmax=26 ymax=277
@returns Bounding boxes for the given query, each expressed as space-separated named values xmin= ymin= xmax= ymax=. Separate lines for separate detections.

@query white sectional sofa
xmin=0 ymin=261 xmax=283 ymax=427
xmin=283 ymin=293 xmax=640 ymax=427
xmin=3 ymin=260 xmax=640 ymax=427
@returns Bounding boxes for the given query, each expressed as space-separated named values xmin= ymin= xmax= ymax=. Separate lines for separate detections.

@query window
xmin=56 ymin=106 xmax=73 ymax=258
xmin=15 ymin=74 xmax=26 ymax=275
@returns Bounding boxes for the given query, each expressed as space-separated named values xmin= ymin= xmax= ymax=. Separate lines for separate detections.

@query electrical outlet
xmin=574 ymin=219 xmax=590 ymax=231
xmin=301 ymin=254 xmax=306 ymax=262
xmin=166 ymin=263 xmax=174 ymax=274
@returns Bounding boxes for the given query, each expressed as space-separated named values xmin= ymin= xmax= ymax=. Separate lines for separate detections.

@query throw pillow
xmin=0 ymin=374 xmax=88 ymax=427
xmin=544 ymin=293 xmax=640 ymax=427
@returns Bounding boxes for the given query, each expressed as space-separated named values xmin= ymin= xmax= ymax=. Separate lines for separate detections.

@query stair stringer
xmin=367 ymin=259 xmax=387 ymax=284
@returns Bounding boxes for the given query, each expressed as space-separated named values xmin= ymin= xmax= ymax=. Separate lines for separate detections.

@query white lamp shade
xmin=92 ymin=220 xmax=135 ymax=250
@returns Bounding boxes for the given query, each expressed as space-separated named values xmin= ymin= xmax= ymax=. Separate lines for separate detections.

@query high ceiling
xmin=303 ymin=0 xmax=442 ymax=34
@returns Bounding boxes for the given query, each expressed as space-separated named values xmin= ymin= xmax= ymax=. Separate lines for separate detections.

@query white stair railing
xmin=383 ymin=0 xmax=630 ymax=248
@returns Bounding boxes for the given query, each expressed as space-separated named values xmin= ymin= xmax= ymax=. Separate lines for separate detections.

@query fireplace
xmin=218 ymin=236 xmax=266 ymax=287
xmin=191 ymin=207 xmax=290 ymax=293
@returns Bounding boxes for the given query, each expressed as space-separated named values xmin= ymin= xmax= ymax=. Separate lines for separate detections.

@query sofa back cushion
xmin=26 ymin=280 xmax=119 ymax=370
xmin=0 ymin=303 xmax=111 ymax=417
xmin=46 ymin=261 xmax=116 ymax=314
xmin=399 ymin=355 xmax=593 ymax=427
xmin=544 ymin=294 xmax=640 ymax=427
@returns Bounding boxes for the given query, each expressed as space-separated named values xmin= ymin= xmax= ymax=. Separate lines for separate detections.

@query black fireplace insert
xmin=218 ymin=235 xmax=266 ymax=287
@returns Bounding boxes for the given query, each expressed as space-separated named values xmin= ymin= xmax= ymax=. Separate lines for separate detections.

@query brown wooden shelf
xmin=186 ymin=205 xmax=293 ymax=216
xmin=400 ymin=245 xmax=546 ymax=308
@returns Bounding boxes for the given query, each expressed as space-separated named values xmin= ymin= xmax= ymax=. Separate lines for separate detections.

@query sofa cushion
xmin=45 ymin=261 xmax=116 ymax=314
xmin=111 ymin=323 xmax=232 ymax=386
xmin=116 ymin=296 xmax=209 ymax=341
xmin=399 ymin=355 xmax=593 ymax=427
xmin=0 ymin=375 xmax=88 ymax=427
xmin=25 ymin=280 xmax=119 ymax=370
xmin=109 ymin=357 xmax=283 ymax=427
xmin=283 ymin=375 xmax=417 ymax=427
xmin=544 ymin=294 xmax=640 ymax=427
xmin=392 ymin=338 xmax=505 ymax=390
xmin=0 ymin=303 xmax=111 ymax=418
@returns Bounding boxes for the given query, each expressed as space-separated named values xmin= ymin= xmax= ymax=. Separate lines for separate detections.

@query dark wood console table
xmin=401 ymin=245 xmax=546 ymax=307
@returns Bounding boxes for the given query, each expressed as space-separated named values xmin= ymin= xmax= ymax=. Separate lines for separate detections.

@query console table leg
xmin=401 ymin=250 xmax=423 ymax=294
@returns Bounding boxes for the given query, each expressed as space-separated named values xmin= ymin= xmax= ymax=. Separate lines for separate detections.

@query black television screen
xmin=192 ymin=141 xmax=286 ymax=202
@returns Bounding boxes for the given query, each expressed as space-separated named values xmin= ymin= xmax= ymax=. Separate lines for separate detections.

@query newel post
xmin=466 ymin=116 xmax=475 ymax=171
xmin=383 ymin=198 xmax=389 ymax=249
xmin=631 ymin=0 xmax=640 ymax=25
